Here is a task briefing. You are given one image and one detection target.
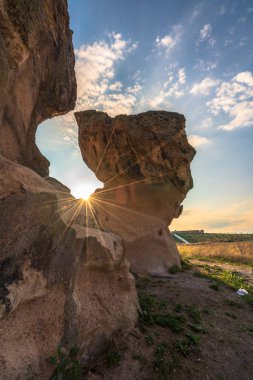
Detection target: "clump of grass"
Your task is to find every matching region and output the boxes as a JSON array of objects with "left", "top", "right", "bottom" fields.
[
  {"left": 145, "top": 334, "right": 154, "bottom": 345},
  {"left": 180, "top": 259, "right": 192, "bottom": 270},
  {"left": 174, "top": 304, "right": 183, "bottom": 313},
  {"left": 50, "top": 346, "right": 82, "bottom": 380},
  {"left": 209, "top": 282, "right": 220, "bottom": 291},
  {"left": 168, "top": 264, "right": 181, "bottom": 274},
  {"left": 153, "top": 342, "right": 180, "bottom": 378},
  {"left": 153, "top": 314, "right": 185, "bottom": 332},
  {"left": 241, "top": 325, "right": 253, "bottom": 334},
  {"left": 106, "top": 351, "right": 122, "bottom": 367},
  {"left": 186, "top": 332, "right": 201, "bottom": 345},
  {"left": 225, "top": 312, "right": 237, "bottom": 319},
  {"left": 186, "top": 305, "right": 202, "bottom": 323},
  {"left": 225, "top": 298, "right": 242, "bottom": 308},
  {"left": 139, "top": 294, "right": 156, "bottom": 324},
  {"left": 188, "top": 323, "right": 207, "bottom": 334},
  {"left": 176, "top": 332, "right": 201, "bottom": 357},
  {"left": 245, "top": 294, "right": 253, "bottom": 307},
  {"left": 133, "top": 353, "right": 146, "bottom": 363}
]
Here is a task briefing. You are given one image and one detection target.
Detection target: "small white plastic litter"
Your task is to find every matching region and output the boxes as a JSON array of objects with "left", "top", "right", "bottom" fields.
[{"left": 236, "top": 288, "right": 249, "bottom": 296}]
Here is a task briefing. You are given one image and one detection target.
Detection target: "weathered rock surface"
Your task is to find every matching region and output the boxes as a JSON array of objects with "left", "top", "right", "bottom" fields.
[
  {"left": 0, "top": 2, "right": 137, "bottom": 379},
  {"left": 0, "top": 0, "right": 76, "bottom": 176},
  {"left": 75, "top": 110, "right": 195, "bottom": 275}
]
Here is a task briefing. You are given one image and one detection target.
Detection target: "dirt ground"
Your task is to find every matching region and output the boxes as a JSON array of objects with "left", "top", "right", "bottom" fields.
[{"left": 84, "top": 260, "right": 253, "bottom": 380}]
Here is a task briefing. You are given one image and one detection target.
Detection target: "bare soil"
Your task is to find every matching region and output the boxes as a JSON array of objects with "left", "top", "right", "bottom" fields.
[{"left": 85, "top": 260, "right": 253, "bottom": 380}]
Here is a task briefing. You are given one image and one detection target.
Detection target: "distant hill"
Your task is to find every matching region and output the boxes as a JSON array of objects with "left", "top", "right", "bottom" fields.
[{"left": 172, "top": 231, "right": 253, "bottom": 243}]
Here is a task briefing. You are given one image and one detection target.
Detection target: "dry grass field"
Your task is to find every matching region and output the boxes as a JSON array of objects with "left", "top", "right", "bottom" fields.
[{"left": 178, "top": 242, "right": 253, "bottom": 266}]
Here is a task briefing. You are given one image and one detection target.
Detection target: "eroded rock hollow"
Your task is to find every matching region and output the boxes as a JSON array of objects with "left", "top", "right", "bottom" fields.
[
  {"left": 0, "top": 2, "right": 137, "bottom": 378},
  {"left": 75, "top": 110, "right": 195, "bottom": 275}
]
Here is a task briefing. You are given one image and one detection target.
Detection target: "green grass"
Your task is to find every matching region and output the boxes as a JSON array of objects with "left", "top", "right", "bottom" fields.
[
  {"left": 153, "top": 314, "right": 185, "bottom": 332},
  {"left": 153, "top": 343, "right": 180, "bottom": 379},
  {"left": 133, "top": 353, "right": 146, "bottom": 363},
  {"left": 188, "top": 323, "right": 207, "bottom": 334},
  {"left": 168, "top": 264, "right": 182, "bottom": 274},
  {"left": 225, "top": 298, "right": 243, "bottom": 308},
  {"left": 145, "top": 334, "right": 155, "bottom": 345},
  {"left": 50, "top": 346, "right": 82, "bottom": 380},
  {"left": 192, "top": 265, "right": 253, "bottom": 305},
  {"left": 186, "top": 305, "right": 202, "bottom": 323},
  {"left": 209, "top": 282, "right": 220, "bottom": 291},
  {"left": 106, "top": 351, "right": 122, "bottom": 367}
]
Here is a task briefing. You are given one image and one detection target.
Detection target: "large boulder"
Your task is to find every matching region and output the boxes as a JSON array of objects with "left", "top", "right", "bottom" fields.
[
  {"left": 75, "top": 110, "right": 195, "bottom": 275},
  {"left": 0, "top": 2, "right": 137, "bottom": 378}
]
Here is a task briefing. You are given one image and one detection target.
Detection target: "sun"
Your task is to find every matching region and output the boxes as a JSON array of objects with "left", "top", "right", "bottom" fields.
[{"left": 71, "top": 184, "right": 95, "bottom": 201}]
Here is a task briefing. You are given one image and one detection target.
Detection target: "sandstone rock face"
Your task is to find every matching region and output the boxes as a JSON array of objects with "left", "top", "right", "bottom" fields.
[
  {"left": 75, "top": 110, "right": 195, "bottom": 275},
  {"left": 0, "top": 2, "right": 137, "bottom": 379},
  {"left": 0, "top": 159, "right": 137, "bottom": 378},
  {"left": 0, "top": 0, "right": 76, "bottom": 176}
]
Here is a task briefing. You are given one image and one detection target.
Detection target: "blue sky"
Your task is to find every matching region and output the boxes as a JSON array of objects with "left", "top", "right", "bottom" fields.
[{"left": 37, "top": 0, "right": 253, "bottom": 232}]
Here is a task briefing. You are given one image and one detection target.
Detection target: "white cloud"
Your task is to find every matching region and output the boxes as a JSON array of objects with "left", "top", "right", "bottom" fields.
[
  {"left": 194, "top": 59, "right": 217, "bottom": 72},
  {"left": 126, "top": 84, "right": 143, "bottom": 94},
  {"left": 58, "top": 33, "right": 140, "bottom": 146},
  {"left": 219, "top": 5, "right": 225, "bottom": 15},
  {"left": 62, "top": 33, "right": 139, "bottom": 125},
  {"left": 178, "top": 68, "right": 186, "bottom": 84},
  {"left": 164, "top": 74, "right": 174, "bottom": 89},
  {"left": 237, "top": 36, "right": 247, "bottom": 48},
  {"left": 235, "top": 71, "right": 253, "bottom": 86},
  {"left": 190, "top": 77, "right": 220, "bottom": 96},
  {"left": 188, "top": 135, "right": 212, "bottom": 148},
  {"left": 198, "top": 117, "right": 213, "bottom": 129},
  {"left": 196, "top": 24, "right": 216, "bottom": 47},
  {"left": 147, "top": 67, "right": 187, "bottom": 108},
  {"left": 148, "top": 92, "right": 170, "bottom": 109},
  {"left": 109, "top": 81, "right": 123, "bottom": 91},
  {"left": 207, "top": 71, "right": 253, "bottom": 131},
  {"left": 155, "top": 25, "right": 183, "bottom": 54},
  {"left": 200, "top": 24, "right": 212, "bottom": 40}
]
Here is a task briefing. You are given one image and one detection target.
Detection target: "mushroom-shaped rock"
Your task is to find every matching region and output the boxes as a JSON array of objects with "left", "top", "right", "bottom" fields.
[{"left": 75, "top": 110, "right": 196, "bottom": 275}]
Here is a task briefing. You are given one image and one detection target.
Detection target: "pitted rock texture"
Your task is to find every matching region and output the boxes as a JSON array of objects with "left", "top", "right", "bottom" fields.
[
  {"left": 75, "top": 110, "right": 195, "bottom": 275},
  {"left": 0, "top": 0, "right": 76, "bottom": 176},
  {"left": 0, "top": 2, "right": 137, "bottom": 379},
  {"left": 75, "top": 110, "right": 195, "bottom": 192}
]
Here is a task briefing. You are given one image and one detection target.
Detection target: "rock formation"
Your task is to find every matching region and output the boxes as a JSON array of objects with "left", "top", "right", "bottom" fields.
[
  {"left": 0, "top": 2, "right": 137, "bottom": 379},
  {"left": 75, "top": 110, "right": 195, "bottom": 275},
  {"left": 0, "top": 0, "right": 76, "bottom": 176}
]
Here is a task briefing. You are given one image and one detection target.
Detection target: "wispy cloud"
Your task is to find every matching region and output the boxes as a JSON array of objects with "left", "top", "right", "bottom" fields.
[
  {"left": 198, "top": 117, "right": 213, "bottom": 130},
  {"left": 155, "top": 25, "right": 183, "bottom": 54},
  {"left": 219, "top": 5, "right": 225, "bottom": 15},
  {"left": 188, "top": 135, "right": 212, "bottom": 148},
  {"left": 60, "top": 33, "right": 140, "bottom": 145},
  {"left": 190, "top": 77, "right": 220, "bottom": 96},
  {"left": 207, "top": 71, "right": 253, "bottom": 130},
  {"left": 146, "top": 67, "right": 187, "bottom": 109},
  {"left": 196, "top": 24, "right": 216, "bottom": 47},
  {"left": 194, "top": 59, "right": 218, "bottom": 72}
]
